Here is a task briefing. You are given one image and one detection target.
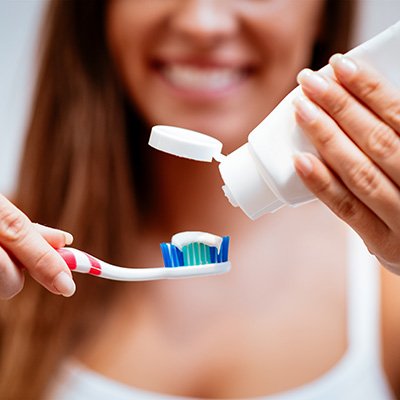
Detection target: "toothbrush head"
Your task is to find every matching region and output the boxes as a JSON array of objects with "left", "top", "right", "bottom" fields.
[{"left": 160, "top": 236, "right": 230, "bottom": 267}]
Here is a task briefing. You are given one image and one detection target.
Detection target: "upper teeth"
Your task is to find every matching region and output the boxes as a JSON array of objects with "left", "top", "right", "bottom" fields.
[{"left": 162, "top": 64, "right": 242, "bottom": 91}]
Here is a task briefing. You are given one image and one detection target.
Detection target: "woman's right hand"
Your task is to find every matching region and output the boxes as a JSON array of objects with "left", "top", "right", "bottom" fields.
[{"left": 0, "top": 194, "right": 76, "bottom": 299}]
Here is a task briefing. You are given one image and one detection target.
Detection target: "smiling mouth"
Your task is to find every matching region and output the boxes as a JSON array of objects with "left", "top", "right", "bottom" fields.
[{"left": 153, "top": 61, "right": 253, "bottom": 93}]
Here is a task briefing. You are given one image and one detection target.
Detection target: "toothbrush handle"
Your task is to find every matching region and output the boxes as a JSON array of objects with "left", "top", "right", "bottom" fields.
[
  {"left": 57, "top": 248, "right": 102, "bottom": 276},
  {"left": 57, "top": 247, "right": 231, "bottom": 281}
]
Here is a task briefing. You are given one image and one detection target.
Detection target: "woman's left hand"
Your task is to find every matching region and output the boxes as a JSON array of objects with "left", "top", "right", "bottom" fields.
[{"left": 293, "top": 54, "right": 400, "bottom": 274}]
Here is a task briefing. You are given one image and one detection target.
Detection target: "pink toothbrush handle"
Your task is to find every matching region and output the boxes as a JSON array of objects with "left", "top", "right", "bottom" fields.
[
  {"left": 57, "top": 247, "right": 231, "bottom": 281},
  {"left": 57, "top": 247, "right": 102, "bottom": 276}
]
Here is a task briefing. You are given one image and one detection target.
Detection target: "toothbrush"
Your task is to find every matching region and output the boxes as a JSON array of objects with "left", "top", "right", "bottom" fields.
[{"left": 57, "top": 234, "right": 230, "bottom": 281}]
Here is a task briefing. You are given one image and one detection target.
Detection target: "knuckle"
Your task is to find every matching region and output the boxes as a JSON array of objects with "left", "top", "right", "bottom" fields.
[
  {"left": 332, "top": 194, "right": 358, "bottom": 221},
  {"left": 328, "top": 94, "right": 351, "bottom": 119},
  {"left": 0, "top": 208, "right": 29, "bottom": 243},
  {"left": 31, "top": 247, "right": 59, "bottom": 280},
  {"left": 31, "top": 247, "right": 53, "bottom": 275},
  {"left": 312, "top": 126, "right": 336, "bottom": 149},
  {"left": 366, "top": 124, "right": 398, "bottom": 160},
  {"left": 346, "top": 161, "right": 380, "bottom": 197},
  {"left": 358, "top": 78, "right": 381, "bottom": 101},
  {"left": 311, "top": 174, "right": 332, "bottom": 197},
  {"left": 29, "top": 247, "right": 62, "bottom": 286},
  {"left": 385, "top": 100, "right": 400, "bottom": 129}
]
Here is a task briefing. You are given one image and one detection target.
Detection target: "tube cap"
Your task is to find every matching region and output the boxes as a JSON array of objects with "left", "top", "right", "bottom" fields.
[
  {"left": 219, "top": 144, "right": 284, "bottom": 219},
  {"left": 149, "top": 125, "right": 223, "bottom": 162}
]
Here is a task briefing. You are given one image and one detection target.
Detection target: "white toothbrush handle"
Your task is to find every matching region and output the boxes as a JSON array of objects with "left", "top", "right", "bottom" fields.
[{"left": 57, "top": 247, "right": 231, "bottom": 281}]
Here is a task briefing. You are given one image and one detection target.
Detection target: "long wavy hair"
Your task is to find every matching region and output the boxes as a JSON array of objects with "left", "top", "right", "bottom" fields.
[{"left": 0, "top": 1, "right": 355, "bottom": 398}]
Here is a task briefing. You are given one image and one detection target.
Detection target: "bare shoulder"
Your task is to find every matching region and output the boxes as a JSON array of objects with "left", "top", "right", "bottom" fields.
[{"left": 381, "top": 266, "right": 400, "bottom": 397}]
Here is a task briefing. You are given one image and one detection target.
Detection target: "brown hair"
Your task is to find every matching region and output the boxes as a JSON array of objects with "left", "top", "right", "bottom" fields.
[{"left": 0, "top": 0, "right": 356, "bottom": 398}]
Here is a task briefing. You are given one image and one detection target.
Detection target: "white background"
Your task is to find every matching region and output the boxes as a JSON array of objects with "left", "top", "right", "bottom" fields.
[{"left": 0, "top": 0, "right": 400, "bottom": 195}]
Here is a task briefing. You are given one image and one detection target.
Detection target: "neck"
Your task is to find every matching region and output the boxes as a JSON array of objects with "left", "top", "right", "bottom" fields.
[{"left": 151, "top": 154, "right": 249, "bottom": 236}]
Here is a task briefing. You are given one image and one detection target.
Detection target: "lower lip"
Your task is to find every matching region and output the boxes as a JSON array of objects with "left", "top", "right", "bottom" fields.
[{"left": 152, "top": 65, "right": 251, "bottom": 101}]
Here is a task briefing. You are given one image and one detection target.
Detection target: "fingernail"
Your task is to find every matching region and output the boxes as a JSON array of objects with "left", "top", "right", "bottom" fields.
[
  {"left": 53, "top": 271, "right": 76, "bottom": 297},
  {"left": 330, "top": 54, "right": 358, "bottom": 76},
  {"left": 293, "top": 153, "right": 313, "bottom": 177},
  {"left": 297, "top": 69, "right": 329, "bottom": 94},
  {"left": 64, "top": 232, "right": 74, "bottom": 246},
  {"left": 293, "top": 95, "right": 320, "bottom": 122}
]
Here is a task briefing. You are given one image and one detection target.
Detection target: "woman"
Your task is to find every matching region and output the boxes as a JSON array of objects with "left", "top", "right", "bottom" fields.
[{"left": 1, "top": 0, "right": 400, "bottom": 399}]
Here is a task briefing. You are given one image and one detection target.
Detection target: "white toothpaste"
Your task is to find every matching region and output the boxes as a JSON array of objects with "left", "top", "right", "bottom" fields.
[{"left": 171, "top": 231, "right": 223, "bottom": 252}]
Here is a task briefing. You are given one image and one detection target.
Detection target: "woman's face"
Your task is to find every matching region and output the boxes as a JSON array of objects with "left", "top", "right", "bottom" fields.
[{"left": 107, "top": 0, "right": 323, "bottom": 150}]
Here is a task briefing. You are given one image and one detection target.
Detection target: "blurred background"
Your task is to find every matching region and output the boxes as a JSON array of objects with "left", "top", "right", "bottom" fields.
[{"left": 1, "top": 0, "right": 400, "bottom": 196}]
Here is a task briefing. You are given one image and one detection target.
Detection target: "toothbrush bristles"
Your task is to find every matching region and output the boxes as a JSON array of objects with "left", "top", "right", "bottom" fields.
[{"left": 160, "top": 236, "right": 229, "bottom": 268}]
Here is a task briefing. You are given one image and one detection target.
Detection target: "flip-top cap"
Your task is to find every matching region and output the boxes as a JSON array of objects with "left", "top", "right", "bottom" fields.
[{"left": 149, "top": 125, "right": 223, "bottom": 162}]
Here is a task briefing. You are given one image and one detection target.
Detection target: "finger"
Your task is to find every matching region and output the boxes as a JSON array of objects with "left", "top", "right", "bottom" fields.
[
  {"left": 329, "top": 54, "right": 400, "bottom": 133},
  {"left": 33, "top": 223, "right": 74, "bottom": 249},
  {"left": 0, "top": 194, "right": 76, "bottom": 297},
  {"left": 292, "top": 95, "right": 400, "bottom": 233},
  {"left": 0, "top": 247, "right": 25, "bottom": 300},
  {"left": 298, "top": 68, "right": 400, "bottom": 187},
  {"left": 293, "top": 152, "right": 390, "bottom": 250}
]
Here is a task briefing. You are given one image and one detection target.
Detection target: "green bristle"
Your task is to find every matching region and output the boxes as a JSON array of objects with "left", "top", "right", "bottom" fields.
[
  {"left": 192, "top": 243, "right": 199, "bottom": 264},
  {"left": 182, "top": 244, "right": 190, "bottom": 265},
  {"left": 183, "top": 245, "right": 188, "bottom": 265},
  {"left": 182, "top": 243, "right": 211, "bottom": 265},
  {"left": 200, "top": 243, "right": 211, "bottom": 264}
]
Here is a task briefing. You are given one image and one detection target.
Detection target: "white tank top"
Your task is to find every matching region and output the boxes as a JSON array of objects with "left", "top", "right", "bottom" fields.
[{"left": 46, "top": 230, "right": 395, "bottom": 399}]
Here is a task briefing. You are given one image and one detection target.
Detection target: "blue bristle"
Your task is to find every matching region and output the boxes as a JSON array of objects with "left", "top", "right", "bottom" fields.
[
  {"left": 221, "top": 236, "right": 229, "bottom": 262},
  {"left": 160, "top": 243, "right": 172, "bottom": 267},
  {"left": 169, "top": 245, "right": 174, "bottom": 267},
  {"left": 169, "top": 245, "right": 176, "bottom": 267},
  {"left": 209, "top": 246, "right": 217, "bottom": 263},
  {"left": 216, "top": 236, "right": 230, "bottom": 262},
  {"left": 176, "top": 247, "right": 184, "bottom": 266},
  {"left": 217, "top": 243, "right": 223, "bottom": 262},
  {"left": 173, "top": 245, "right": 184, "bottom": 267}
]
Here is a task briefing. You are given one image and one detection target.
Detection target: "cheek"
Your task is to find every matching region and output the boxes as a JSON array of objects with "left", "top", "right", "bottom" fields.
[
  {"left": 106, "top": 3, "right": 157, "bottom": 98},
  {"left": 276, "top": 21, "right": 320, "bottom": 72},
  {"left": 247, "top": 1, "right": 323, "bottom": 71}
]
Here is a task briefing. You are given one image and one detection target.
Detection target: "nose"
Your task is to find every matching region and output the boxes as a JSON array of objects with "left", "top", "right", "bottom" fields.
[{"left": 169, "top": 0, "right": 238, "bottom": 47}]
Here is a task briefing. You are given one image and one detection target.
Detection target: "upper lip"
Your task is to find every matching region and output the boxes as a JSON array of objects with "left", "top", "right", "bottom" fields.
[{"left": 151, "top": 53, "right": 258, "bottom": 70}]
